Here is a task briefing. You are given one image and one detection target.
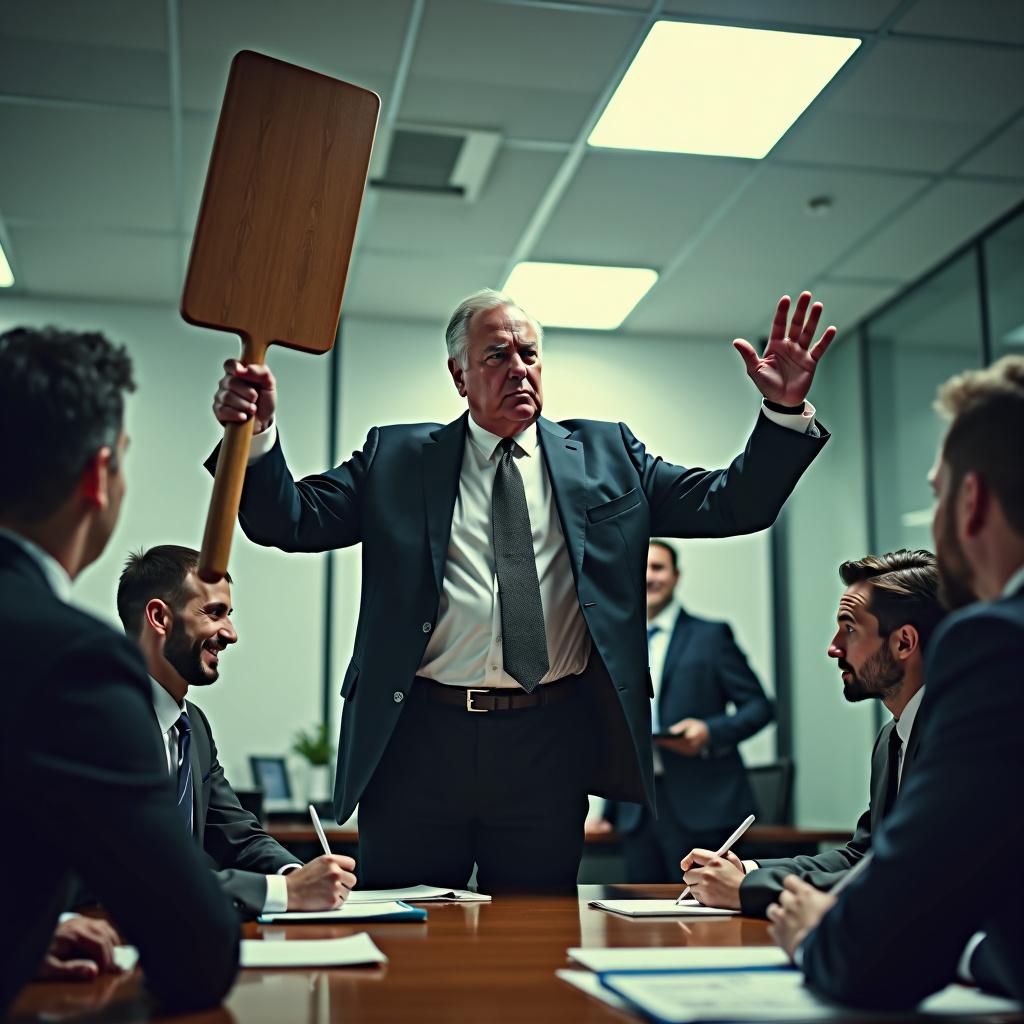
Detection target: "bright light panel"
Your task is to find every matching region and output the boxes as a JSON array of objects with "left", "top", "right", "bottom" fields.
[
  {"left": 504, "top": 262, "right": 658, "bottom": 330},
  {"left": 589, "top": 21, "right": 860, "bottom": 159},
  {"left": 0, "top": 241, "right": 13, "bottom": 288}
]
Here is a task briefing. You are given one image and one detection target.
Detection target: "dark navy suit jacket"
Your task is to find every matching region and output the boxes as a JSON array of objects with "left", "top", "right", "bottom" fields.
[
  {"left": 802, "top": 584, "right": 1024, "bottom": 1006},
  {"left": 222, "top": 410, "right": 826, "bottom": 823},
  {"left": 607, "top": 607, "right": 773, "bottom": 834}
]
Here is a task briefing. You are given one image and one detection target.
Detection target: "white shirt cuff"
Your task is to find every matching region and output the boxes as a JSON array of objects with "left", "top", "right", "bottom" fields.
[
  {"left": 58, "top": 912, "right": 80, "bottom": 924},
  {"left": 761, "top": 400, "right": 818, "bottom": 435},
  {"left": 957, "top": 932, "right": 987, "bottom": 983},
  {"left": 247, "top": 421, "right": 278, "bottom": 463},
  {"left": 742, "top": 860, "right": 759, "bottom": 874},
  {"left": 263, "top": 871, "right": 291, "bottom": 914}
]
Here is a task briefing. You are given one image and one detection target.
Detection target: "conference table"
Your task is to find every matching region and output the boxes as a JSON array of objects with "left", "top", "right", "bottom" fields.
[{"left": 9, "top": 885, "right": 1020, "bottom": 1024}]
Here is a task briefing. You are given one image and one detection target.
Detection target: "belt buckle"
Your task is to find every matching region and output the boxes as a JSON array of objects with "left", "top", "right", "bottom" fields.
[{"left": 466, "top": 688, "right": 489, "bottom": 713}]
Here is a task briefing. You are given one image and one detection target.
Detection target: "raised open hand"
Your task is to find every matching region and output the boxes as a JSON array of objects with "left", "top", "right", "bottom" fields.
[{"left": 733, "top": 292, "right": 836, "bottom": 407}]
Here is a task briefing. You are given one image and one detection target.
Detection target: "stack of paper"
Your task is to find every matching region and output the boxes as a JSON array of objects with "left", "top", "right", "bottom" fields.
[
  {"left": 258, "top": 900, "right": 426, "bottom": 924},
  {"left": 346, "top": 885, "right": 490, "bottom": 904},
  {"left": 567, "top": 947, "right": 791, "bottom": 972},
  {"left": 587, "top": 899, "right": 739, "bottom": 918},
  {"left": 241, "top": 933, "right": 386, "bottom": 969}
]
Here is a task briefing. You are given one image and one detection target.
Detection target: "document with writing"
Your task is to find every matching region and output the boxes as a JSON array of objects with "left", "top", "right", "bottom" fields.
[
  {"left": 588, "top": 899, "right": 739, "bottom": 918},
  {"left": 347, "top": 885, "right": 491, "bottom": 904},
  {"left": 240, "top": 933, "right": 387, "bottom": 969},
  {"left": 259, "top": 900, "right": 426, "bottom": 924},
  {"left": 568, "top": 947, "right": 791, "bottom": 972}
]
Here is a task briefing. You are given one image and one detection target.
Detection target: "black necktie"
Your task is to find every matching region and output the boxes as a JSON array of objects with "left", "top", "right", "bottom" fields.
[
  {"left": 175, "top": 711, "right": 194, "bottom": 835},
  {"left": 492, "top": 437, "right": 549, "bottom": 693},
  {"left": 882, "top": 726, "right": 903, "bottom": 818}
]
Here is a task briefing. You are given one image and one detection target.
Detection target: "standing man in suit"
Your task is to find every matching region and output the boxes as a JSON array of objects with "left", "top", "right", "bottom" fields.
[
  {"left": 769, "top": 357, "right": 1024, "bottom": 1005},
  {"left": 116, "top": 545, "right": 357, "bottom": 917},
  {"left": 210, "top": 288, "right": 836, "bottom": 890},
  {"left": 593, "top": 540, "right": 773, "bottom": 881},
  {"left": 680, "top": 549, "right": 944, "bottom": 913},
  {"left": 0, "top": 327, "right": 238, "bottom": 1017}
]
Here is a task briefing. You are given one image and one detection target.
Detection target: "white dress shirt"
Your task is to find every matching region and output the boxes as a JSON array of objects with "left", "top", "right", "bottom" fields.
[{"left": 149, "top": 678, "right": 292, "bottom": 913}]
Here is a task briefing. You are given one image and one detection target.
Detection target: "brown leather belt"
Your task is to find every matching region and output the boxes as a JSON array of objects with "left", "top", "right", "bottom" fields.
[{"left": 412, "top": 675, "right": 579, "bottom": 713}]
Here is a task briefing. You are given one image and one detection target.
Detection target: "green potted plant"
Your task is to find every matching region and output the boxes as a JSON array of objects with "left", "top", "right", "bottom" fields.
[{"left": 292, "top": 723, "right": 333, "bottom": 804}]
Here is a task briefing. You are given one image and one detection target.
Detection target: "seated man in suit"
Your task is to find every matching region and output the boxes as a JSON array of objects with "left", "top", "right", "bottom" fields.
[
  {"left": 593, "top": 540, "right": 774, "bottom": 881},
  {"left": 0, "top": 327, "right": 238, "bottom": 1016},
  {"left": 769, "top": 357, "right": 1024, "bottom": 1005},
  {"left": 679, "top": 548, "right": 944, "bottom": 913},
  {"left": 115, "top": 544, "right": 357, "bottom": 917}
]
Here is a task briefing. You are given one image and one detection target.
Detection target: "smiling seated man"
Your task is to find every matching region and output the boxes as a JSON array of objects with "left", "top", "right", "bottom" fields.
[
  {"left": 679, "top": 549, "right": 944, "bottom": 915},
  {"left": 115, "top": 545, "right": 356, "bottom": 917}
]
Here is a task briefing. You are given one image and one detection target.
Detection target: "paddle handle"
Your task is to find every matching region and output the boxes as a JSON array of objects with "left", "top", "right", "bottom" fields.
[{"left": 198, "top": 336, "right": 271, "bottom": 583}]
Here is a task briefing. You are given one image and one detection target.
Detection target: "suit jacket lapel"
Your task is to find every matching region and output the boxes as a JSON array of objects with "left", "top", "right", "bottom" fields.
[
  {"left": 870, "top": 720, "right": 896, "bottom": 830},
  {"left": 537, "top": 417, "right": 586, "bottom": 584},
  {"left": 422, "top": 414, "right": 469, "bottom": 596},
  {"left": 661, "top": 608, "right": 695, "bottom": 689}
]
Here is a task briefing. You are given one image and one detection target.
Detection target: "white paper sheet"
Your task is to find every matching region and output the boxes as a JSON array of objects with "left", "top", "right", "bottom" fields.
[
  {"left": 556, "top": 969, "right": 630, "bottom": 1011},
  {"left": 567, "top": 946, "right": 791, "bottom": 972},
  {"left": 240, "top": 933, "right": 387, "bottom": 969},
  {"left": 346, "top": 885, "right": 491, "bottom": 903},
  {"left": 259, "top": 901, "right": 422, "bottom": 923},
  {"left": 588, "top": 899, "right": 740, "bottom": 918}
]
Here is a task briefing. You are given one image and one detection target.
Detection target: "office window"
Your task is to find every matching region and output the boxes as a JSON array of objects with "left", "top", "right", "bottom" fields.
[
  {"left": 984, "top": 207, "right": 1024, "bottom": 363},
  {"left": 864, "top": 253, "right": 984, "bottom": 554}
]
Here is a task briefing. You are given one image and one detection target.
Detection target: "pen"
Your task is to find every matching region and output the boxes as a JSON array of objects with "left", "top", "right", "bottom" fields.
[
  {"left": 677, "top": 813, "right": 756, "bottom": 905},
  {"left": 308, "top": 803, "right": 332, "bottom": 857}
]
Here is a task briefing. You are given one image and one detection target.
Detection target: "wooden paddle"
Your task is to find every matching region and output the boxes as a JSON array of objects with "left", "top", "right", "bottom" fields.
[{"left": 182, "top": 50, "right": 378, "bottom": 582}]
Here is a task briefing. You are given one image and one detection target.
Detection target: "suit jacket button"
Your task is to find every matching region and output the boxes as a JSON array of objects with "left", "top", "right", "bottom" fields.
[
  {"left": 422, "top": 622, "right": 432, "bottom": 633},
  {"left": 393, "top": 691, "right": 404, "bottom": 703}
]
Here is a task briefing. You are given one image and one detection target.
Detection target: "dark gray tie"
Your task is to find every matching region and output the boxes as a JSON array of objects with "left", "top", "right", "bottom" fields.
[{"left": 492, "top": 437, "right": 549, "bottom": 693}]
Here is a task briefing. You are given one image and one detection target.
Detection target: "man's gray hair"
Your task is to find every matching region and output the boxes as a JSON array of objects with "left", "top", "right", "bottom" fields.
[{"left": 444, "top": 288, "right": 544, "bottom": 369}]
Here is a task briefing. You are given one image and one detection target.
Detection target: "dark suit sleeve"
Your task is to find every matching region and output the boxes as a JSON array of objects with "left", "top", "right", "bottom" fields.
[
  {"left": 194, "top": 707, "right": 301, "bottom": 917},
  {"left": 624, "top": 414, "right": 827, "bottom": 539},
  {"left": 22, "top": 635, "right": 238, "bottom": 1012},
  {"left": 204, "top": 428, "right": 378, "bottom": 553},
  {"left": 702, "top": 624, "right": 773, "bottom": 751},
  {"left": 801, "top": 611, "right": 1024, "bottom": 1007}
]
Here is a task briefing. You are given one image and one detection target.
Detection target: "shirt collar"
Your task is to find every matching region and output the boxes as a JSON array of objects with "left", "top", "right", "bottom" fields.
[
  {"left": 150, "top": 675, "right": 185, "bottom": 735},
  {"left": 1001, "top": 564, "right": 1024, "bottom": 599},
  {"left": 0, "top": 528, "right": 72, "bottom": 603},
  {"left": 465, "top": 415, "right": 539, "bottom": 461},
  {"left": 649, "top": 599, "right": 680, "bottom": 634},
  {"left": 895, "top": 685, "right": 925, "bottom": 747}
]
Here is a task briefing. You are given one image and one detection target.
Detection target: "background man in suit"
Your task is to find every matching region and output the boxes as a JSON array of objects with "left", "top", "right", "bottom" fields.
[
  {"left": 769, "top": 357, "right": 1024, "bottom": 1006},
  {"left": 680, "top": 549, "right": 944, "bottom": 913},
  {"left": 116, "top": 544, "right": 357, "bottom": 917},
  {"left": 0, "top": 328, "right": 238, "bottom": 1016},
  {"left": 211, "top": 288, "right": 835, "bottom": 890},
  {"left": 591, "top": 540, "right": 773, "bottom": 881}
]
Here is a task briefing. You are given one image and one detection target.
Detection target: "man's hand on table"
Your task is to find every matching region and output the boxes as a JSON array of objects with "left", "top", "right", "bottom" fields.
[
  {"left": 285, "top": 854, "right": 358, "bottom": 910},
  {"left": 679, "top": 848, "right": 745, "bottom": 910},
  {"left": 767, "top": 874, "right": 837, "bottom": 961},
  {"left": 214, "top": 358, "right": 278, "bottom": 434},
  {"left": 38, "top": 917, "right": 122, "bottom": 981}
]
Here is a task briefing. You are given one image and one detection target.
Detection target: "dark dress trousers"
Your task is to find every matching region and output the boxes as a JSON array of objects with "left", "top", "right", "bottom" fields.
[
  {"left": 740, "top": 710, "right": 923, "bottom": 917},
  {"left": 187, "top": 701, "right": 300, "bottom": 916},
  {"left": 0, "top": 536, "right": 239, "bottom": 1016},
  {"left": 605, "top": 609, "right": 774, "bottom": 881},
  {"left": 216, "top": 411, "right": 826, "bottom": 884},
  {"left": 802, "top": 586, "right": 1024, "bottom": 1007}
]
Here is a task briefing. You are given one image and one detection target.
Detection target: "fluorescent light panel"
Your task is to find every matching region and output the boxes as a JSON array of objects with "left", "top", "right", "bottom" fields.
[
  {"left": 504, "top": 262, "right": 657, "bottom": 330},
  {"left": 0, "top": 240, "right": 12, "bottom": 288},
  {"left": 589, "top": 21, "right": 860, "bottom": 159}
]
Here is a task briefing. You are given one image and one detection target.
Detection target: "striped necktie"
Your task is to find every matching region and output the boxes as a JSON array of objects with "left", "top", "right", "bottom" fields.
[{"left": 175, "top": 710, "right": 194, "bottom": 835}]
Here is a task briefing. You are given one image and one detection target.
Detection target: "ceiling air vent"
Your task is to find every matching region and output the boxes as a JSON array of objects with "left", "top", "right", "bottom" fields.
[{"left": 370, "top": 126, "right": 501, "bottom": 202}]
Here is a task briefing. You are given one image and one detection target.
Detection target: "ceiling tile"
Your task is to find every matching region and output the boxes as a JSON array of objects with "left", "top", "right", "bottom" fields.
[
  {"left": 893, "top": 0, "right": 1024, "bottom": 46},
  {"left": 958, "top": 118, "right": 1024, "bottom": 180},
  {"left": 835, "top": 178, "right": 1024, "bottom": 280},
  {"left": 809, "top": 278, "right": 901, "bottom": 331},
  {"left": 401, "top": 0, "right": 643, "bottom": 142},
  {"left": 0, "top": 106, "right": 174, "bottom": 230},
  {"left": 661, "top": 0, "right": 901, "bottom": 31},
  {"left": 7, "top": 227, "right": 179, "bottom": 304},
  {"left": 776, "top": 38, "right": 1024, "bottom": 172},
  {"left": 364, "top": 147, "right": 563, "bottom": 258},
  {"left": 535, "top": 151, "right": 753, "bottom": 267},
  {"left": 344, "top": 249, "right": 506, "bottom": 323}
]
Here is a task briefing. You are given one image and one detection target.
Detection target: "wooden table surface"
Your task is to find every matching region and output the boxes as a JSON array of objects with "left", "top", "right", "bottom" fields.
[{"left": 8, "top": 884, "right": 1016, "bottom": 1024}]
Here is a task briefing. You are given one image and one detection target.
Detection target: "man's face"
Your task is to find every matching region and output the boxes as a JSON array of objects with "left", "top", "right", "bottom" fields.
[
  {"left": 930, "top": 456, "right": 977, "bottom": 610},
  {"left": 449, "top": 304, "right": 543, "bottom": 437},
  {"left": 646, "top": 544, "right": 679, "bottom": 614},
  {"left": 827, "top": 581, "right": 903, "bottom": 703},
  {"left": 163, "top": 573, "right": 237, "bottom": 688}
]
